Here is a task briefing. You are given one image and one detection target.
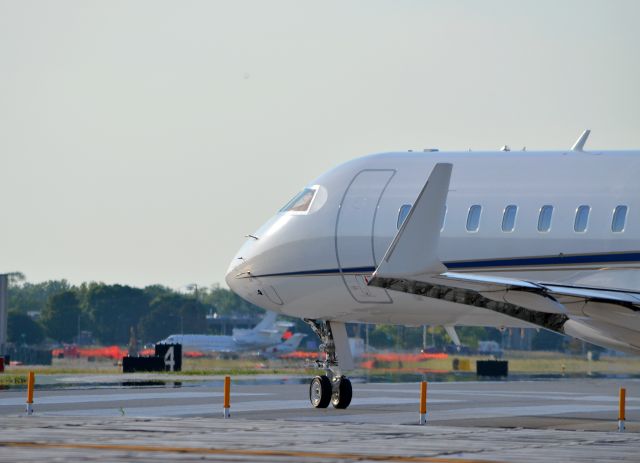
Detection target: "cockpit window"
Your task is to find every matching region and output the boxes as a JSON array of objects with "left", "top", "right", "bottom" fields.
[
  {"left": 397, "top": 204, "right": 412, "bottom": 229},
  {"left": 280, "top": 187, "right": 317, "bottom": 213}
]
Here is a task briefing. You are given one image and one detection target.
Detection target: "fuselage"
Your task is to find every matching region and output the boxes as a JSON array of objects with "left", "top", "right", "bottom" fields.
[
  {"left": 161, "top": 334, "right": 237, "bottom": 352},
  {"left": 226, "top": 149, "right": 640, "bottom": 332},
  {"left": 160, "top": 331, "right": 283, "bottom": 352}
]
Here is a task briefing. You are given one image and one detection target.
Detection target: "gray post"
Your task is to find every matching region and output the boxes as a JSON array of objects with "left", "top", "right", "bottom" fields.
[
  {"left": 422, "top": 325, "right": 427, "bottom": 351},
  {"left": 0, "top": 274, "right": 8, "bottom": 355},
  {"left": 365, "top": 323, "right": 369, "bottom": 353}
]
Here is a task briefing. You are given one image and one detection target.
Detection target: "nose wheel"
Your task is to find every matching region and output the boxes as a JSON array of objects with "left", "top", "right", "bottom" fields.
[
  {"left": 331, "top": 376, "right": 352, "bottom": 409},
  {"left": 309, "top": 375, "right": 331, "bottom": 408},
  {"left": 305, "top": 319, "right": 354, "bottom": 410},
  {"left": 309, "top": 375, "right": 352, "bottom": 409}
]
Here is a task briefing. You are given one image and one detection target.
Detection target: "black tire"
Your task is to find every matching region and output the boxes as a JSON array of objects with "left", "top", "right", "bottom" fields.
[
  {"left": 331, "top": 377, "right": 352, "bottom": 409},
  {"left": 309, "top": 375, "right": 332, "bottom": 408}
]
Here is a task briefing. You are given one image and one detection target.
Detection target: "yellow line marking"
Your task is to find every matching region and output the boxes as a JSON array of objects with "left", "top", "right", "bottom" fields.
[{"left": 0, "top": 441, "right": 495, "bottom": 462}]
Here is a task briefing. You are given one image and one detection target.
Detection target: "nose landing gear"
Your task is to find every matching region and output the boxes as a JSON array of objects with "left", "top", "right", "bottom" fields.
[
  {"left": 305, "top": 319, "right": 353, "bottom": 409},
  {"left": 308, "top": 374, "right": 352, "bottom": 409}
]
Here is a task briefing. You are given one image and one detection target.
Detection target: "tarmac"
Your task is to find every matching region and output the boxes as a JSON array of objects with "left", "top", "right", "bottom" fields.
[{"left": 0, "top": 376, "right": 639, "bottom": 462}]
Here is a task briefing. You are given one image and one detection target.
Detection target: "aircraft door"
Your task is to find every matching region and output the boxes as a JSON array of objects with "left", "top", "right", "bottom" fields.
[{"left": 336, "top": 169, "right": 394, "bottom": 303}]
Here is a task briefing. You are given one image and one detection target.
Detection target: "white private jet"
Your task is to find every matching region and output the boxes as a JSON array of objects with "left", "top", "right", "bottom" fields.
[
  {"left": 158, "top": 311, "right": 292, "bottom": 353},
  {"left": 226, "top": 130, "right": 640, "bottom": 409},
  {"left": 259, "top": 333, "right": 307, "bottom": 358}
]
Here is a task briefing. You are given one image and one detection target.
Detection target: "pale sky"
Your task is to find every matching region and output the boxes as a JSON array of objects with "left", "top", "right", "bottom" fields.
[{"left": 1, "top": 0, "right": 639, "bottom": 289}]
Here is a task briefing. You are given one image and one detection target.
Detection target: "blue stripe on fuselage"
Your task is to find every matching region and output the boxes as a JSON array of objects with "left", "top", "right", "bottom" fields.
[
  {"left": 446, "top": 251, "right": 640, "bottom": 269},
  {"left": 249, "top": 252, "right": 640, "bottom": 278}
]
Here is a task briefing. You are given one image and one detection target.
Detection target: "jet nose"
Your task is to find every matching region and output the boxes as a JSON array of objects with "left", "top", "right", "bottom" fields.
[
  {"left": 226, "top": 237, "right": 259, "bottom": 297},
  {"left": 224, "top": 266, "right": 235, "bottom": 290},
  {"left": 225, "top": 256, "right": 246, "bottom": 293}
]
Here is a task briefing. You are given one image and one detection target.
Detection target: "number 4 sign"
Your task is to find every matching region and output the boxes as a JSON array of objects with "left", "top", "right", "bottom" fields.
[{"left": 164, "top": 346, "right": 175, "bottom": 372}]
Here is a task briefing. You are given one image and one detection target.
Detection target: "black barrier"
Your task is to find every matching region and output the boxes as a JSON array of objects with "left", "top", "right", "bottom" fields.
[
  {"left": 122, "top": 343, "right": 182, "bottom": 373},
  {"left": 476, "top": 360, "right": 509, "bottom": 377},
  {"left": 6, "top": 347, "right": 51, "bottom": 365},
  {"left": 155, "top": 343, "right": 182, "bottom": 372},
  {"left": 122, "top": 356, "right": 165, "bottom": 373}
]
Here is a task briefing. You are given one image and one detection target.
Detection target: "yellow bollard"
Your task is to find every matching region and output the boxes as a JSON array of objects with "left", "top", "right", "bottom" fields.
[
  {"left": 460, "top": 359, "right": 471, "bottom": 371},
  {"left": 26, "top": 371, "right": 35, "bottom": 415},
  {"left": 223, "top": 376, "right": 231, "bottom": 419},
  {"left": 419, "top": 381, "right": 427, "bottom": 424},
  {"left": 618, "top": 387, "right": 626, "bottom": 432}
]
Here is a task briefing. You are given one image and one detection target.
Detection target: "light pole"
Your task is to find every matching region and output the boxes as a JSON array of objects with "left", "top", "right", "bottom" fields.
[
  {"left": 422, "top": 325, "right": 427, "bottom": 351},
  {"left": 0, "top": 274, "right": 8, "bottom": 356},
  {"left": 183, "top": 284, "right": 201, "bottom": 335},
  {"left": 365, "top": 324, "right": 369, "bottom": 352}
]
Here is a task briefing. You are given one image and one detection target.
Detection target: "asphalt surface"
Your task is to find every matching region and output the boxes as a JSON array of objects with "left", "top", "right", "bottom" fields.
[{"left": 0, "top": 375, "right": 638, "bottom": 462}]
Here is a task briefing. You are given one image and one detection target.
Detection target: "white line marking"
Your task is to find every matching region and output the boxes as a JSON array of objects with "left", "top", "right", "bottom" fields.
[{"left": 0, "top": 391, "right": 270, "bottom": 407}]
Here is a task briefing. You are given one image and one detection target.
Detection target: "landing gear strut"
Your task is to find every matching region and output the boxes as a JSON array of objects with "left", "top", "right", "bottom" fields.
[{"left": 304, "top": 319, "right": 353, "bottom": 409}]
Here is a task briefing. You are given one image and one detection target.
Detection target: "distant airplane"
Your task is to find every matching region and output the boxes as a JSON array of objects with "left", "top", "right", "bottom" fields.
[
  {"left": 226, "top": 130, "right": 640, "bottom": 409},
  {"left": 158, "top": 311, "right": 292, "bottom": 353},
  {"left": 259, "top": 333, "right": 306, "bottom": 358}
]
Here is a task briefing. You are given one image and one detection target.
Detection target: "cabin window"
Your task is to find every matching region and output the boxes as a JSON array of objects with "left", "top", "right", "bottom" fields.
[
  {"left": 574, "top": 205, "right": 590, "bottom": 232},
  {"left": 612, "top": 205, "right": 628, "bottom": 232},
  {"left": 537, "top": 205, "right": 553, "bottom": 232},
  {"left": 501, "top": 205, "right": 517, "bottom": 232},
  {"left": 466, "top": 205, "right": 482, "bottom": 232},
  {"left": 397, "top": 204, "right": 412, "bottom": 229},
  {"left": 280, "top": 187, "right": 317, "bottom": 213}
]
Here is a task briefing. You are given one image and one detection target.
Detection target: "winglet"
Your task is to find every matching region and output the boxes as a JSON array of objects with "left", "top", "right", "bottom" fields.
[
  {"left": 373, "top": 163, "right": 451, "bottom": 279},
  {"left": 571, "top": 129, "right": 591, "bottom": 152},
  {"left": 445, "top": 325, "right": 461, "bottom": 346}
]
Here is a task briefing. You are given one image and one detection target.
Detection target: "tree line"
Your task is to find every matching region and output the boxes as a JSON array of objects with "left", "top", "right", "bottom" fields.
[
  {"left": 6, "top": 273, "right": 568, "bottom": 351},
  {"left": 7, "top": 274, "right": 263, "bottom": 346}
]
